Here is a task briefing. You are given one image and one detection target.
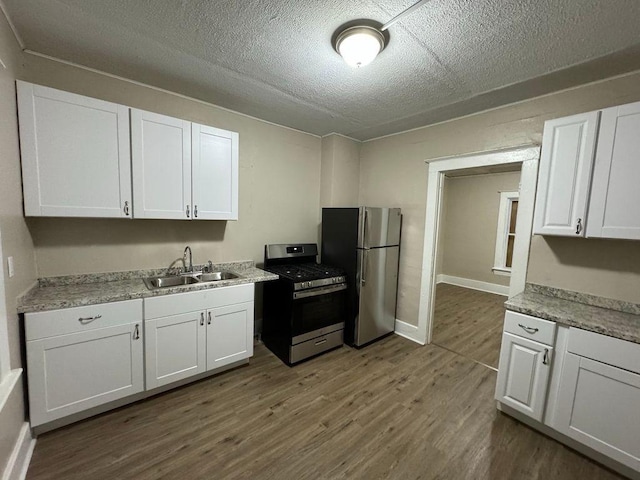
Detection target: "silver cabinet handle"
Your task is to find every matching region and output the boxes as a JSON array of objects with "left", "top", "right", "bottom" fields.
[
  {"left": 133, "top": 324, "right": 140, "bottom": 340},
  {"left": 315, "top": 338, "right": 327, "bottom": 346},
  {"left": 576, "top": 218, "right": 582, "bottom": 235},
  {"left": 194, "top": 205, "right": 198, "bottom": 218},
  {"left": 518, "top": 323, "right": 539, "bottom": 334},
  {"left": 200, "top": 312, "right": 204, "bottom": 326},
  {"left": 186, "top": 205, "right": 191, "bottom": 218},
  {"left": 543, "top": 348, "right": 549, "bottom": 365},
  {"left": 78, "top": 315, "right": 102, "bottom": 324},
  {"left": 207, "top": 312, "right": 212, "bottom": 325},
  {"left": 124, "top": 201, "right": 130, "bottom": 216}
]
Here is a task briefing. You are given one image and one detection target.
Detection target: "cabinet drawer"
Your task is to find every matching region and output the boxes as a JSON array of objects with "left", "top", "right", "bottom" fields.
[
  {"left": 26, "top": 299, "right": 142, "bottom": 341},
  {"left": 568, "top": 327, "right": 640, "bottom": 375},
  {"left": 504, "top": 311, "right": 556, "bottom": 346},
  {"left": 144, "top": 283, "right": 254, "bottom": 319}
]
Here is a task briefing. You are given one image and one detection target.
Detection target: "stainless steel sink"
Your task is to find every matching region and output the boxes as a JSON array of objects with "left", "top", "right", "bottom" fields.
[
  {"left": 199, "top": 271, "right": 239, "bottom": 282},
  {"left": 143, "top": 275, "right": 200, "bottom": 289},
  {"left": 143, "top": 271, "right": 239, "bottom": 290}
]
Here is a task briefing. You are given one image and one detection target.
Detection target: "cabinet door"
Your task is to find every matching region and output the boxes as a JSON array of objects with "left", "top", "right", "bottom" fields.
[
  {"left": 26, "top": 323, "right": 143, "bottom": 427},
  {"left": 191, "top": 124, "right": 239, "bottom": 220},
  {"left": 131, "top": 109, "right": 192, "bottom": 219},
  {"left": 17, "top": 81, "right": 132, "bottom": 218},
  {"left": 206, "top": 301, "right": 253, "bottom": 370},
  {"left": 495, "top": 332, "right": 552, "bottom": 421},
  {"left": 555, "top": 353, "right": 640, "bottom": 471},
  {"left": 145, "top": 311, "right": 206, "bottom": 389},
  {"left": 587, "top": 102, "right": 640, "bottom": 239},
  {"left": 533, "top": 112, "right": 599, "bottom": 236}
]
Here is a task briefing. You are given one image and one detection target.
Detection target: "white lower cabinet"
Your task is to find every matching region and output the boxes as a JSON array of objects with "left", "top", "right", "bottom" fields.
[
  {"left": 145, "top": 311, "right": 207, "bottom": 389},
  {"left": 554, "top": 329, "right": 640, "bottom": 471},
  {"left": 144, "top": 284, "right": 254, "bottom": 388},
  {"left": 25, "top": 284, "right": 255, "bottom": 430},
  {"left": 26, "top": 300, "right": 144, "bottom": 427},
  {"left": 207, "top": 302, "right": 254, "bottom": 369},
  {"left": 497, "top": 313, "right": 640, "bottom": 476},
  {"left": 495, "top": 332, "right": 552, "bottom": 421}
]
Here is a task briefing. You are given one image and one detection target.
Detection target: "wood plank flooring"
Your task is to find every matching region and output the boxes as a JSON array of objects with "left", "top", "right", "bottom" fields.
[
  {"left": 27, "top": 336, "right": 624, "bottom": 480},
  {"left": 432, "top": 283, "right": 506, "bottom": 368}
]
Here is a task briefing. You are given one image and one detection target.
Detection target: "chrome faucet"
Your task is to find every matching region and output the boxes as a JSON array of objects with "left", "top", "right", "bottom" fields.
[
  {"left": 183, "top": 246, "right": 193, "bottom": 273},
  {"left": 207, "top": 260, "right": 213, "bottom": 273}
]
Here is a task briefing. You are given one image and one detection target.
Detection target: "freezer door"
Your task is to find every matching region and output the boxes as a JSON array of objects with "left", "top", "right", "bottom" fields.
[
  {"left": 358, "top": 207, "right": 401, "bottom": 248},
  {"left": 355, "top": 246, "right": 399, "bottom": 346}
]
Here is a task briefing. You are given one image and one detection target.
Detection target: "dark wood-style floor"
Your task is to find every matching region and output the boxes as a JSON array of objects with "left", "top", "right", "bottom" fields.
[
  {"left": 432, "top": 283, "right": 506, "bottom": 369},
  {"left": 27, "top": 336, "right": 623, "bottom": 479}
]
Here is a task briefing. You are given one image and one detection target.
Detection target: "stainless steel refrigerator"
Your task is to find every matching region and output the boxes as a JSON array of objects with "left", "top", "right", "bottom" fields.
[{"left": 321, "top": 207, "right": 401, "bottom": 347}]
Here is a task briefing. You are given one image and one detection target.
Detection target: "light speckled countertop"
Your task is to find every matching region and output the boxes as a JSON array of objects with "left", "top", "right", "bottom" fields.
[
  {"left": 18, "top": 261, "right": 278, "bottom": 313},
  {"left": 505, "top": 284, "right": 640, "bottom": 344}
]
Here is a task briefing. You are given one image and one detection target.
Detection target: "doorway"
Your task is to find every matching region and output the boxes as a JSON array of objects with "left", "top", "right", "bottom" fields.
[
  {"left": 431, "top": 166, "right": 522, "bottom": 368},
  {"left": 414, "top": 146, "right": 540, "bottom": 347}
]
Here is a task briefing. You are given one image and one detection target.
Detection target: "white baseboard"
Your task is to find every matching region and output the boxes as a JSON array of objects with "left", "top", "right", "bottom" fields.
[
  {"left": 2, "top": 423, "right": 35, "bottom": 480},
  {"left": 437, "top": 274, "right": 509, "bottom": 296},
  {"left": 394, "top": 319, "right": 424, "bottom": 345}
]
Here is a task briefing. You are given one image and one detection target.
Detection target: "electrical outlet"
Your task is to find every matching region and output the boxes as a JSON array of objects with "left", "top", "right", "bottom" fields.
[{"left": 7, "top": 256, "right": 14, "bottom": 278}]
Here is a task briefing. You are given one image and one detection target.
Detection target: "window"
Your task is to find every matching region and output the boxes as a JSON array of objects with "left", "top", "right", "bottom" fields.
[{"left": 493, "top": 191, "right": 519, "bottom": 275}]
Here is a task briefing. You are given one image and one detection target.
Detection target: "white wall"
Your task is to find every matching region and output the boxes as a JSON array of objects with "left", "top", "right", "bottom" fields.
[
  {"left": 0, "top": 12, "right": 35, "bottom": 477},
  {"left": 360, "top": 70, "right": 640, "bottom": 326},
  {"left": 320, "top": 134, "right": 360, "bottom": 208},
  {"left": 440, "top": 171, "right": 521, "bottom": 287}
]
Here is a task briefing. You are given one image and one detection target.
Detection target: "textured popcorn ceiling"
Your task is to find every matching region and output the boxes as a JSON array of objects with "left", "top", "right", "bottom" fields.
[{"left": 4, "top": 0, "right": 640, "bottom": 140}]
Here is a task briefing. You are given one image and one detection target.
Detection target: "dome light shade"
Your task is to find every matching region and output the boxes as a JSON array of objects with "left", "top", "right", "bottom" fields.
[{"left": 334, "top": 26, "right": 386, "bottom": 68}]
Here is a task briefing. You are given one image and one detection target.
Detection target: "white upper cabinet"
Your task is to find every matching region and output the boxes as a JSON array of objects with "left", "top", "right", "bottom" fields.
[
  {"left": 17, "top": 81, "right": 132, "bottom": 218},
  {"left": 533, "top": 112, "right": 599, "bottom": 237},
  {"left": 192, "top": 124, "right": 239, "bottom": 220},
  {"left": 131, "top": 109, "right": 192, "bottom": 219},
  {"left": 17, "top": 82, "right": 240, "bottom": 221},
  {"left": 587, "top": 102, "right": 640, "bottom": 239},
  {"left": 131, "top": 110, "right": 239, "bottom": 221}
]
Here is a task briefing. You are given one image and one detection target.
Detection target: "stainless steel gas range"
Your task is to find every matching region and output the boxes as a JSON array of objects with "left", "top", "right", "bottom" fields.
[{"left": 262, "top": 243, "right": 347, "bottom": 365}]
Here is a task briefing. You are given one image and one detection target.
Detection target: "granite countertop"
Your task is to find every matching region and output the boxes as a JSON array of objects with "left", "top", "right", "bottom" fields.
[
  {"left": 18, "top": 261, "right": 278, "bottom": 313},
  {"left": 505, "top": 283, "right": 640, "bottom": 344}
]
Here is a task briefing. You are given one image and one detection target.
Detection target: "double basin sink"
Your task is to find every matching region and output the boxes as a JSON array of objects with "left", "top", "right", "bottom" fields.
[{"left": 143, "top": 271, "right": 239, "bottom": 290}]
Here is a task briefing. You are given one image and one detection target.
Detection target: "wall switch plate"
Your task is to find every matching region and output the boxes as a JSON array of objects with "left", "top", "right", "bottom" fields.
[{"left": 7, "top": 256, "right": 14, "bottom": 278}]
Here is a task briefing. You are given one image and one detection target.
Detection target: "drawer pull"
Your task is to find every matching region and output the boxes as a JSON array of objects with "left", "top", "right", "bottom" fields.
[
  {"left": 78, "top": 315, "right": 102, "bottom": 324},
  {"left": 207, "top": 312, "right": 212, "bottom": 325},
  {"left": 315, "top": 339, "right": 327, "bottom": 346},
  {"left": 200, "top": 312, "right": 205, "bottom": 326},
  {"left": 518, "top": 323, "right": 539, "bottom": 334},
  {"left": 543, "top": 348, "right": 549, "bottom": 365},
  {"left": 133, "top": 324, "right": 140, "bottom": 340}
]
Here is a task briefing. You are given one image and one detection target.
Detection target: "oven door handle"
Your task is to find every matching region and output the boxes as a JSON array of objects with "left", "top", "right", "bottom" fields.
[{"left": 293, "top": 283, "right": 347, "bottom": 299}]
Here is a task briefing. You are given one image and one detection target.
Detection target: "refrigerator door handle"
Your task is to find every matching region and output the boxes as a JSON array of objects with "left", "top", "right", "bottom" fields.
[{"left": 361, "top": 249, "right": 367, "bottom": 286}]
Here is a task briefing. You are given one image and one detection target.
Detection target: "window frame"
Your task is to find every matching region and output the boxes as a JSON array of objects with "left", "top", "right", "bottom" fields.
[{"left": 493, "top": 191, "right": 520, "bottom": 276}]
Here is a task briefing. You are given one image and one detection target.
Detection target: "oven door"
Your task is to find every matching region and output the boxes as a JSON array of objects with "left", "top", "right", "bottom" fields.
[{"left": 291, "top": 284, "right": 346, "bottom": 342}]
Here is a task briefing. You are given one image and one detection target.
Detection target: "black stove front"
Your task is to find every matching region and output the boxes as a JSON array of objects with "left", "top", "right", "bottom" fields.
[{"left": 262, "top": 243, "right": 346, "bottom": 365}]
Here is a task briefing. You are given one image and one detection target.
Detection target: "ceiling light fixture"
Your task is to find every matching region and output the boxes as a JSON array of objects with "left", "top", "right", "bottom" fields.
[
  {"left": 332, "top": 0, "right": 433, "bottom": 68},
  {"left": 334, "top": 25, "right": 386, "bottom": 68}
]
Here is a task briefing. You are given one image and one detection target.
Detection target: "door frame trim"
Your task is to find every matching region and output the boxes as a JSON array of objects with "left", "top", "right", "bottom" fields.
[{"left": 414, "top": 145, "right": 540, "bottom": 345}]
